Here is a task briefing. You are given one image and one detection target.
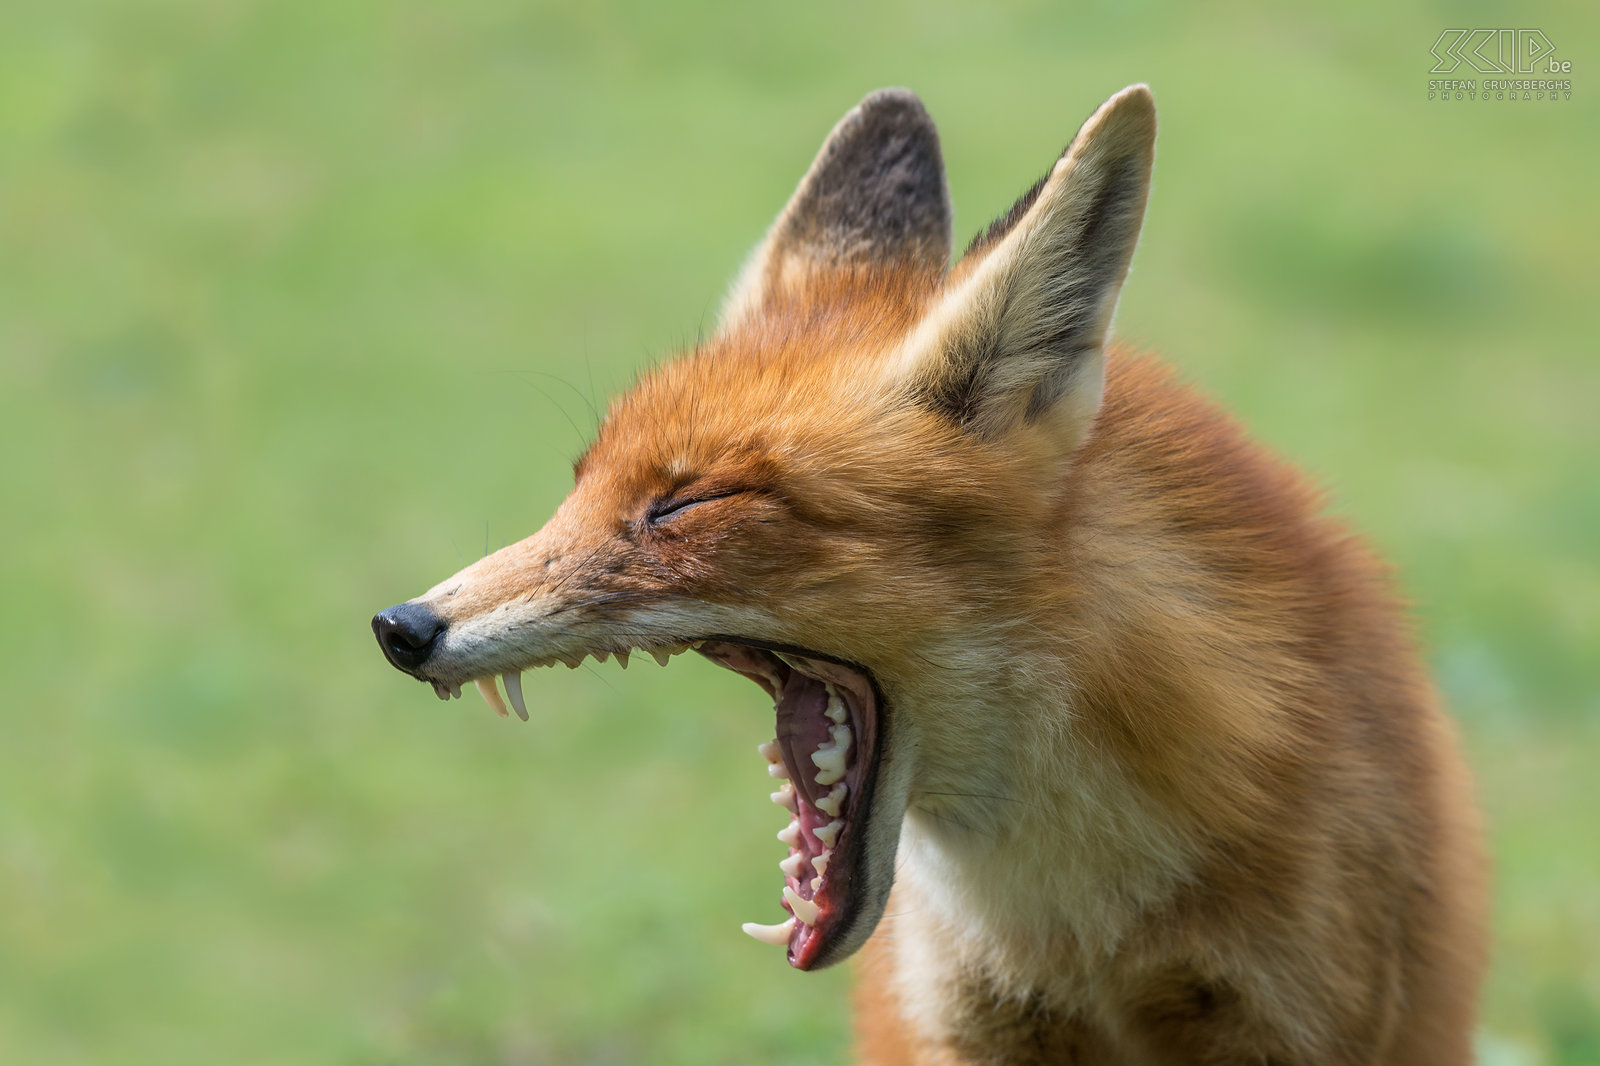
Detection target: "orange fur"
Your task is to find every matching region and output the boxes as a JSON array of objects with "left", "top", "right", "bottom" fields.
[{"left": 377, "top": 86, "right": 1486, "bottom": 1063}]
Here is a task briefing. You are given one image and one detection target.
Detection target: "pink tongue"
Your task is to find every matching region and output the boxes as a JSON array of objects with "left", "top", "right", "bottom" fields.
[{"left": 775, "top": 675, "right": 832, "bottom": 807}]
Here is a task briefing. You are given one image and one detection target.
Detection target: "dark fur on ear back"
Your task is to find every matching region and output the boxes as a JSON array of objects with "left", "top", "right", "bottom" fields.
[
  {"left": 779, "top": 89, "right": 951, "bottom": 272},
  {"left": 961, "top": 168, "right": 1049, "bottom": 263},
  {"left": 720, "top": 90, "right": 951, "bottom": 327}
]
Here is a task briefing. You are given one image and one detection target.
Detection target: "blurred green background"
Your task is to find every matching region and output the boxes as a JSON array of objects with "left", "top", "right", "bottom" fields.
[{"left": 1, "top": 1, "right": 1595, "bottom": 1063}]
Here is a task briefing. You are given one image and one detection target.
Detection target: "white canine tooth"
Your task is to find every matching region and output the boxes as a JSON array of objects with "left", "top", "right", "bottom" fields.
[
  {"left": 779, "top": 852, "right": 804, "bottom": 879},
  {"left": 816, "top": 782, "right": 847, "bottom": 817},
  {"left": 475, "top": 677, "right": 508, "bottom": 717},
  {"left": 502, "top": 671, "right": 529, "bottom": 721},
  {"left": 741, "top": 917, "right": 794, "bottom": 946},
  {"left": 771, "top": 783, "right": 796, "bottom": 811},
  {"left": 615, "top": 650, "right": 629, "bottom": 669},
  {"left": 783, "top": 886, "right": 820, "bottom": 927},
  {"left": 777, "top": 821, "right": 800, "bottom": 846},
  {"left": 757, "top": 740, "right": 782, "bottom": 763},
  {"left": 651, "top": 648, "right": 672, "bottom": 667},
  {"left": 814, "top": 820, "right": 841, "bottom": 848},
  {"left": 812, "top": 851, "right": 830, "bottom": 880}
]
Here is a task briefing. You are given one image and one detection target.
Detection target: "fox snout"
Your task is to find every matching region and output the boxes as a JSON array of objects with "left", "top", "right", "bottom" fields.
[{"left": 372, "top": 601, "right": 446, "bottom": 674}]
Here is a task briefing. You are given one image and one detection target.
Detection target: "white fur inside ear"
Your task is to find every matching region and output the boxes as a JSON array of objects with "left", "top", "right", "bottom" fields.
[{"left": 886, "top": 85, "right": 1154, "bottom": 448}]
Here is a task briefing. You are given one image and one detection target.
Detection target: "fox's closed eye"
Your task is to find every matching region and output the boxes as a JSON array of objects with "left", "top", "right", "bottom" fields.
[{"left": 647, "top": 490, "right": 745, "bottom": 525}]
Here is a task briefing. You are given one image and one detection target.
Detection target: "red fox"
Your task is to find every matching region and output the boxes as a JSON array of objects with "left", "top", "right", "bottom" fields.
[{"left": 374, "top": 86, "right": 1487, "bottom": 1063}]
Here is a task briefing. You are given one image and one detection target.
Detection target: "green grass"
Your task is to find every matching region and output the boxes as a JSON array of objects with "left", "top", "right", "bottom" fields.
[{"left": 1, "top": 1, "right": 1596, "bottom": 1062}]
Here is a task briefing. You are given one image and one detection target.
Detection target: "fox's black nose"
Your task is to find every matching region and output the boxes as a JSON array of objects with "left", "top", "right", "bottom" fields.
[{"left": 372, "top": 602, "right": 445, "bottom": 672}]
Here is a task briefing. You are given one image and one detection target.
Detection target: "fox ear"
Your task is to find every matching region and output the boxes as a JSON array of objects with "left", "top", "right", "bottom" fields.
[
  {"left": 895, "top": 85, "right": 1155, "bottom": 451},
  {"left": 719, "top": 89, "right": 951, "bottom": 329}
]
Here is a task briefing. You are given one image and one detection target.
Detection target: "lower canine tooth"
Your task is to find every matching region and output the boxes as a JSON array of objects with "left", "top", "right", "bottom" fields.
[
  {"left": 475, "top": 677, "right": 509, "bottom": 717},
  {"left": 783, "top": 886, "right": 820, "bottom": 927},
  {"left": 741, "top": 918, "right": 795, "bottom": 946},
  {"left": 502, "top": 671, "right": 529, "bottom": 721}
]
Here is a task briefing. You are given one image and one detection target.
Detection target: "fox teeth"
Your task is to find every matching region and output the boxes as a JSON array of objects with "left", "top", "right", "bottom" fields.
[
  {"left": 741, "top": 917, "right": 794, "bottom": 946},
  {"left": 813, "top": 820, "right": 841, "bottom": 848},
  {"left": 757, "top": 740, "right": 782, "bottom": 764},
  {"left": 824, "top": 684, "right": 847, "bottom": 724},
  {"left": 502, "top": 671, "right": 529, "bottom": 721},
  {"left": 777, "top": 821, "right": 800, "bottom": 846},
  {"left": 779, "top": 852, "right": 804, "bottom": 879},
  {"left": 651, "top": 648, "right": 672, "bottom": 667},
  {"left": 615, "top": 650, "right": 629, "bottom": 669},
  {"left": 767, "top": 762, "right": 789, "bottom": 779},
  {"left": 475, "top": 677, "right": 508, "bottom": 717},
  {"left": 771, "top": 783, "right": 796, "bottom": 811},
  {"left": 810, "top": 851, "right": 830, "bottom": 894},
  {"left": 816, "top": 782, "right": 847, "bottom": 817},
  {"left": 811, "top": 723, "right": 853, "bottom": 786},
  {"left": 783, "top": 886, "right": 820, "bottom": 927}
]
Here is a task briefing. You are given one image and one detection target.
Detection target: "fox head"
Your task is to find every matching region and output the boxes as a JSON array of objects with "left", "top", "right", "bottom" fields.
[{"left": 373, "top": 86, "right": 1156, "bottom": 970}]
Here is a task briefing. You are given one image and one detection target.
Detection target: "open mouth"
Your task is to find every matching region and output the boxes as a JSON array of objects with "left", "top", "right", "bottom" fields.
[
  {"left": 695, "top": 639, "right": 881, "bottom": 970},
  {"left": 410, "top": 635, "right": 882, "bottom": 971}
]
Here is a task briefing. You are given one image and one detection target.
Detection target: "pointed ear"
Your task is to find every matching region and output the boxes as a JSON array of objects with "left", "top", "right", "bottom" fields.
[
  {"left": 895, "top": 85, "right": 1155, "bottom": 451},
  {"left": 719, "top": 89, "right": 951, "bottom": 329}
]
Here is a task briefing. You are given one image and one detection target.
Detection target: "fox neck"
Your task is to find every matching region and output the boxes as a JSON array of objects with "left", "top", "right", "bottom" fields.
[
  {"left": 882, "top": 412, "right": 1268, "bottom": 994},
  {"left": 889, "top": 627, "right": 1199, "bottom": 995}
]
